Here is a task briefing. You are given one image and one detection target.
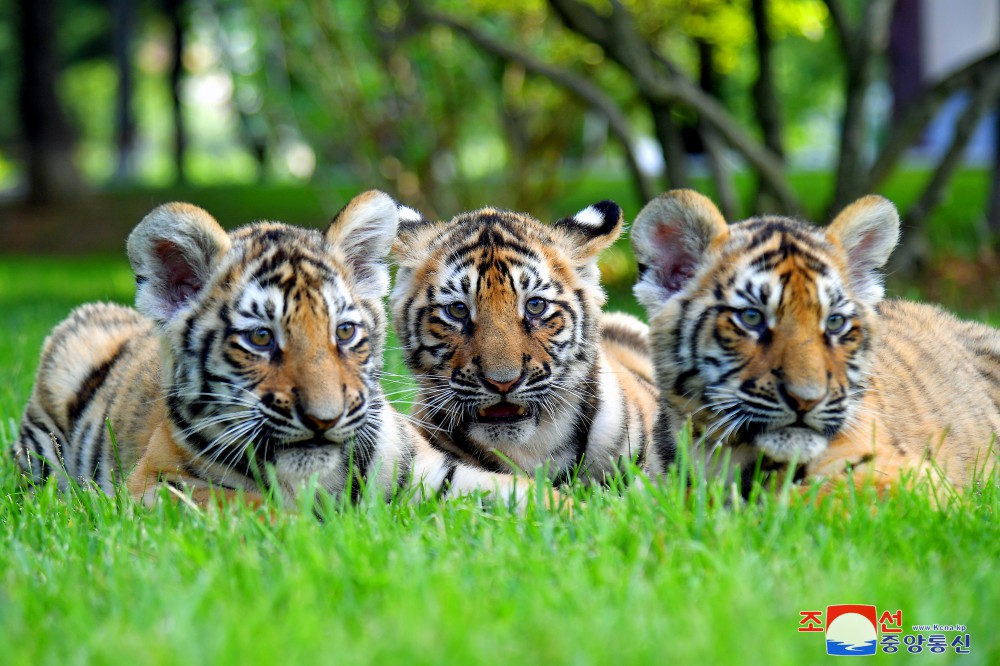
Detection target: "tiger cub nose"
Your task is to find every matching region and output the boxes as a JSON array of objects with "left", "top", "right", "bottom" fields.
[
  {"left": 778, "top": 383, "right": 825, "bottom": 413},
  {"left": 481, "top": 373, "right": 525, "bottom": 394},
  {"left": 298, "top": 407, "right": 339, "bottom": 433}
]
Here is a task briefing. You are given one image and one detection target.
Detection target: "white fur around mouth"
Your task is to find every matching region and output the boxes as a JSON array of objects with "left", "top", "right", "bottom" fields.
[{"left": 753, "top": 426, "right": 828, "bottom": 463}]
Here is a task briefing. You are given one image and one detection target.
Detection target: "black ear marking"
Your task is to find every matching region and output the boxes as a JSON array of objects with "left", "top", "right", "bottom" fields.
[
  {"left": 555, "top": 200, "right": 622, "bottom": 238},
  {"left": 553, "top": 199, "right": 624, "bottom": 263}
]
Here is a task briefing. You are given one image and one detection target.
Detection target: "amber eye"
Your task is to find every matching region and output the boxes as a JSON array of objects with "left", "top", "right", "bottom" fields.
[
  {"left": 446, "top": 302, "right": 469, "bottom": 321},
  {"left": 737, "top": 307, "right": 765, "bottom": 330},
  {"left": 826, "top": 313, "right": 848, "bottom": 334},
  {"left": 525, "top": 297, "right": 547, "bottom": 316},
  {"left": 245, "top": 327, "right": 274, "bottom": 349},
  {"left": 336, "top": 322, "right": 358, "bottom": 343}
]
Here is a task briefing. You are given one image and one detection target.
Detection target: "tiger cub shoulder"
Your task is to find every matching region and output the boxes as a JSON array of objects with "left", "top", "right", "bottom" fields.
[
  {"left": 390, "top": 200, "right": 658, "bottom": 484},
  {"left": 632, "top": 189, "right": 999, "bottom": 492}
]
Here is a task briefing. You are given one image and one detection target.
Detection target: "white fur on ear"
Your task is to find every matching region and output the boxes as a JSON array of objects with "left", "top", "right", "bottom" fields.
[
  {"left": 126, "top": 202, "right": 231, "bottom": 324},
  {"left": 827, "top": 195, "right": 900, "bottom": 304},
  {"left": 326, "top": 190, "right": 401, "bottom": 299},
  {"left": 554, "top": 200, "right": 624, "bottom": 263},
  {"left": 630, "top": 190, "right": 728, "bottom": 312}
]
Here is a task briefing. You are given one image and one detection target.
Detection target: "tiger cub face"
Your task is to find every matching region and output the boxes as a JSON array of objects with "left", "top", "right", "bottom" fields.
[
  {"left": 391, "top": 202, "right": 623, "bottom": 452},
  {"left": 128, "top": 191, "right": 399, "bottom": 487},
  {"left": 632, "top": 190, "right": 899, "bottom": 465}
]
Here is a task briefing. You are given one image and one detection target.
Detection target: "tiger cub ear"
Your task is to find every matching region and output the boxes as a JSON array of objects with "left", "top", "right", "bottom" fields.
[
  {"left": 391, "top": 204, "right": 440, "bottom": 268},
  {"left": 326, "top": 190, "right": 404, "bottom": 299},
  {"left": 631, "top": 189, "right": 728, "bottom": 311},
  {"left": 827, "top": 195, "right": 900, "bottom": 304},
  {"left": 127, "top": 202, "right": 231, "bottom": 324},
  {"left": 554, "top": 200, "right": 624, "bottom": 262}
]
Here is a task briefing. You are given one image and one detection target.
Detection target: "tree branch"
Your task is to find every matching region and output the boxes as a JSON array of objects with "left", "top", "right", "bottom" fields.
[
  {"left": 869, "top": 48, "right": 1000, "bottom": 188},
  {"left": 412, "top": 2, "right": 657, "bottom": 203},
  {"left": 825, "top": 0, "right": 896, "bottom": 213},
  {"left": 893, "top": 66, "right": 1000, "bottom": 274},
  {"left": 549, "top": 0, "right": 800, "bottom": 212}
]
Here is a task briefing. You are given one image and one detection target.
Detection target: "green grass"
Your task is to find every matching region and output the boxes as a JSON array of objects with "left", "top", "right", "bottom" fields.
[{"left": 2, "top": 249, "right": 1000, "bottom": 664}]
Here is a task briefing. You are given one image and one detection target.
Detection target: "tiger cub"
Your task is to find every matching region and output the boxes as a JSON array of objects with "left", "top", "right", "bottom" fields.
[
  {"left": 632, "top": 189, "right": 999, "bottom": 493},
  {"left": 13, "top": 191, "right": 544, "bottom": 507},
  {"left": 390, "top": 201, "right": 659, "bottom": 484}
]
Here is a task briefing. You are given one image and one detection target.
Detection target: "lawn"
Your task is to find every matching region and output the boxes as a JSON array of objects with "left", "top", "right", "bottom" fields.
[{"left": 2, "top": 191, "right": 999, "bottom": 665}]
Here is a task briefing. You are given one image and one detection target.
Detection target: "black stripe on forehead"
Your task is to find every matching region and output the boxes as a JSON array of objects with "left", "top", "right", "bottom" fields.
[
  {"left": 253, "top": 250, "right": 336, "bottom": 287},
  {"left": 441, "top": 215, "right": 543, "bottom": 266},
  {"left": 733, "top": 221, "right": 832, "bottom": 277}
]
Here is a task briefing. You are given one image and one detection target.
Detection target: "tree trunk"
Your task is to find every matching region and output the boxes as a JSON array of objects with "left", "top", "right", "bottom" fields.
[
  {"left": 648, "top": 101, "right": 689, "bottom": 190},
  {"left": 750, "top": 0, "right": 784, "bottom": 213},
  {"left": 751, "top": 0, "right": 784, "bottom": 160},
  {"left": 164, "top": 0, "right": 187, "bottom": 184},
  {"left": 696, "top": 38, "right": 738, "bottom": 219},
  {"left": 17, "top": 0, "right": 84, "bottom": 204},
  {"left": 113, "top": 0, "right": 136, "bottom": 182},
  {"left": 825, "top": 0, "right": 897, "bottom": 215}
]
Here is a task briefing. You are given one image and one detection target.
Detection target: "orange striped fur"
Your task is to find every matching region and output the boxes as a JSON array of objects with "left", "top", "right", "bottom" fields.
[
  {"left": 391, "top": 201, "right": 659, "bottom": 484},
  {"left": 13, "top": 192, "right": 547, "bottom": 508},
  {"left": 633, "top": 190, "right": 998, "bottom": 493}
]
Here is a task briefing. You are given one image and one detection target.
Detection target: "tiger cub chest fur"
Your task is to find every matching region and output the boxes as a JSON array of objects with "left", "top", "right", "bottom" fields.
[
  {"left": 632, "top": 189, "right": 999, "bottom": 493},
  {"left": 391, "top": 201, "right": 658, "bottom": 484}
]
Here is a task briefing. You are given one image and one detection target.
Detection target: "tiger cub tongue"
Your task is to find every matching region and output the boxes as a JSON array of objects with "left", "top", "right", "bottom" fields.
[{"left": 478, "top": 403, "right": 527, "bottom": 419}]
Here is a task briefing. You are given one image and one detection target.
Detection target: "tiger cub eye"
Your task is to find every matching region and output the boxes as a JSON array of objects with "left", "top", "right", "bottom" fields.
[
  {"left": 737, "top": 307, "right": 765, "bottom": 329},
  {"left": 247, "top": 327, "right": 273, "bottom": 348},
  {"left": 447, "top": 302, "right": 469, "bottom": 320},
  {"left": 525, "top": 297, "right": 547, "bottom": 316},
  {"left": 336, "top": 322, "right": 357, "bottom": 342},
  {"left": 826, "top": 313, "right": 848, "bottom": 334}
]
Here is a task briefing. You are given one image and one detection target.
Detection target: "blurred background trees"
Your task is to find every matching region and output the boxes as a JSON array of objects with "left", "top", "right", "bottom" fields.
[{"left": 2, "top": 0, "right": 1000, "bottom": 281}]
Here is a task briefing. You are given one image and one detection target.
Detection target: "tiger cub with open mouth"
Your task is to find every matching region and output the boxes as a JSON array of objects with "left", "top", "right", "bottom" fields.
[
  {"left": 391, "top": 201, "right": 658, "bottom": 485},
  {"left": 13, "top": 191, "right": 545, "bottom": 508}
]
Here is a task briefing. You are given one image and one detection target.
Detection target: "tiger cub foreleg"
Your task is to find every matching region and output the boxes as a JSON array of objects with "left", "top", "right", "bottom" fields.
[{"left": 407, "top": 435, "right": 571, "bottom": 512}]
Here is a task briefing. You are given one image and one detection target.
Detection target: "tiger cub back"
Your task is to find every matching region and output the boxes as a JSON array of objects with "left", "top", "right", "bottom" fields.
[
  {"left": 632, "top": 189, "right": 999, "bottom": 492},
  {"left": 390, "top": 201, "right": 658, "bottom": 484},
  {"left": 13, "top": 191, "right": 543, "bottom": 508}
]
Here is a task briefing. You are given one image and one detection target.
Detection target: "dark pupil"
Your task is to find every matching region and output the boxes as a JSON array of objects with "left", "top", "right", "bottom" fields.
[
  {"left": 743, "top": 309, "right": 761, "bottom": 325},
  {"left": 829, "top": 315, "right": 845, "bottom": 330},
  {"left": 252, "top": 329, "right": 271, "bottom": 345},
  {"left": 450, "top": 303, "right": 467, "bottom": 318},
  {"left": 528, "top": 298, "right": 543, "bottom": 313},
  {"left": 338, "top": 324, "right": 354, "bottom": 339}
]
